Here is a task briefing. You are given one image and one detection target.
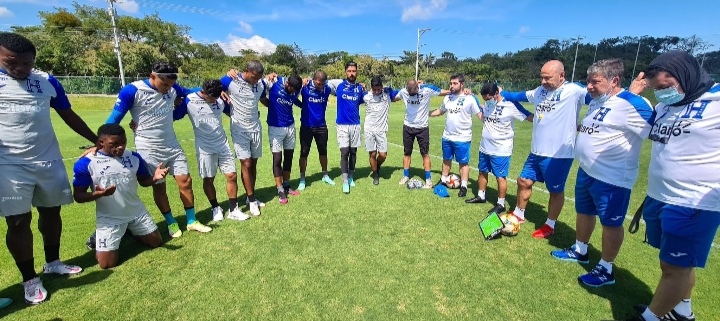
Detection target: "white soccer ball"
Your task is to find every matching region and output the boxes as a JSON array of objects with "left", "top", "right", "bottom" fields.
[
  {"left": 499, "top": 213, "right": 520, "bottom": 236},
  {"left": 447, "top": 173, "right": 461, "bottom": 189}
]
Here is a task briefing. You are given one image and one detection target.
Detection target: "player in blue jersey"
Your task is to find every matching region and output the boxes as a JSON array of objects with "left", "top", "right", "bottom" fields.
[
  {"left": 328, "top": 61, "right": 367, "bottom": 194},
  {"left": 105, "top": 62, "right": 213, "bottom": 238},
  {"left": 0, "top": 32, "right": 97, "bottom": 305},
  {"left": 73, "top": 124, "right": 168, "bottom": 269},
  {"left": 296, "top": 70, "right": 335, "bottom": 190},
  {"left": 265, "top": 74, "right": 303, "bottom": 203}
]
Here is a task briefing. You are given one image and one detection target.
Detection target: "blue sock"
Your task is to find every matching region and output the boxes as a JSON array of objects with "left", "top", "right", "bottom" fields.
[
  {"left": 403, "top": 168, "right": 410, "bottom": 177},
  {"left": 162, "top": 211, "right": 177, "bottom": 225},
  {"left": 185, "top": 207, "right": 196, "bottom": 225},
  {"left": 425, "top": 171, "right": 432, "bottom": 180}
]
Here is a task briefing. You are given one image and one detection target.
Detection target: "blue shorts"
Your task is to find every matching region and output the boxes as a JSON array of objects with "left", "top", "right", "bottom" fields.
[
  {"left": 519, "top": 153, "right": 573, "bottom": 193},
  {"left": 478, "top": 152, "right": 510, "bottom": 178},
  {"left": 574, "top": 168, "right": 631, "bottom": 227},
  {"left": 442, "top": 138, "right": 471, "bottom": 165},
  {"left": 643, "top": 196, "right": 720, "bottom": 268}
]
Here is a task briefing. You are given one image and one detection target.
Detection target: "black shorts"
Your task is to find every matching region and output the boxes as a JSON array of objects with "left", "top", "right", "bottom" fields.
[
  {"left": 403, "top": 125, "right": 430, "bottom": 156},
  {"left": 299, "top": 125, "right": 329, "bottom": 157}
]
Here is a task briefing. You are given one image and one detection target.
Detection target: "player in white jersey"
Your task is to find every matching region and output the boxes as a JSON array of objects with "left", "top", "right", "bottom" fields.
[
  {"left": 548, "top": 59, "right": 654, "bottom": 289},
  {"left": 622, "top": 52, "right": 720, "bottom": 321},
  {"left": 174, "top": 80, "right": 250, "bottom": 222},
  {"left": 466, "top": 83, "right": 533, "bottom": 215},
  {"left": 430, "top": 74, "right": 482, "bottom": 198},
  {"left": 501, "top": 60, "right": 589, "bottom": 239},
  {"left": 106, "top": 62, "right": 212, "bottom": 238},
  {"left": 364, "top": 76, "right": 397, "bottom": 185},
  {"left": 222, "top": 61, "right": 270, "bottom": 215},
  {"left": 0, "top": 32, "right": 96, "bottom": 305},
  {"left": 392, "top": 80, "right": 448, "bottom": 188},
  {"left": 73, "top": 124, "right": 168, "bottom": 269}
]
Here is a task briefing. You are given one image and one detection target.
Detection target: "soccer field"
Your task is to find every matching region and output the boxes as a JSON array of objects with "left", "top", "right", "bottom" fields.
[{"left": 0, "top": 95, "right": 718, "bottom": 321}]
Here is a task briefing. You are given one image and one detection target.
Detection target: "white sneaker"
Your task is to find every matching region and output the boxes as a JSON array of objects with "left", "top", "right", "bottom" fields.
[
  {"left": 227, "top": 208, "right": 251, "bottom": 221},
  {"left": 249, "top": 202, "right": 261, "bottom": 216},
  {"left": 423, "top": 179, "right": 434, "bottom": 189},
  {"left": 246, "top": 198, "right": 266, "bottom": 208},
  {"left": 23, "top": 277, "right": 47, "bottom": 304},
  {"left": 43, "top": 260, "right": 82, "bottom": 275},
  {"left": 211, "top": 206, "right": 224, "bottom": 222},
  {"left": 398, "top": 176, "right": 409, "bottom": 185}
]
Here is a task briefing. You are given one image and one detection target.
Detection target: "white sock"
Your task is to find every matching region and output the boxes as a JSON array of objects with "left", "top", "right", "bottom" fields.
[
  {"left": 642, "top": 308, "right": 661, "bottom": 321},
  {"left": 545, "top": 218, "right": 556, "bottom": 229},
  {"left": 441, "top": 175, "right": 449, "bottom": 183},
  {"left": 478, "top": 190, "right": 486, "bottom": 198},
  {"left": 674, "top": 299, "right": 692, "bottom": 317},
  {"left": 575, "top": 240, "right": 588, "bottom": 255},
  {"left": 461, "top": 180, "right": 468, "bottom": 187},
  {"left": 514, "top": 207, "right": 525, "bottom": 219},
  {"left": 598, "top": 259, "right": 613, "bottom": 273},
  {"left": 497, "top": 197, "right": 505, "bottom": 206}
]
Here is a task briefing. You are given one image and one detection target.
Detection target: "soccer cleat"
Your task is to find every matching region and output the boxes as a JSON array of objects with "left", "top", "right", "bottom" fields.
[
  {"left": 211, "top": 207, "right": 224, "bottom": 222},
  {"left": 187, "top": 221, "right": 213, "bottom": 233},
  {"left": 634, "top": 304, "right": 696, "bottom": 321},
  {"left": 532, "top": 224, "right": 554, "bottom": 238},
  {"left": 249, "top": 202, "right": 261, "bottom": 216},
  {"left": 465, "top": 196, "right": 486, "bottom": 204},
  {"left": 23, "top": 277, "right": 48, "bottom": 305},
  {"left": 507, "top": 211, "right": 526, "bottom": 224},
  {"left": 398, "top": 176, "right": 410, "bottom": 185},
  {"left": 458, "top": 186, "right": 467, "bottom": 198},
  {"left": 86, "top": 231, "right": 96, "bottom": 251},
  {"left": 168, "top": 222, "right": 182, "bottom": 238},
  {"left": 322, "top": 175, "right": 335, "bottom": 186},
  {"left": 423, "top": 179, "right": 433, "bottom": 189},
  {"left": 488, "top": 204, "right": 506, "bottom": 214},
  {"left": 551, "top": 245, "right": 590, "bottom": 264},
  {"left": 348, "top": 177, "right": 356, "bottom": 187},
  {"left": 372, "top": 173, "right": 379, "bottom": 185},
  {"left": 578, "top": 264, "right": 615, "bottom": 287},
  {"left": 342, "top": 182, "right": 350, "bottom": 194},
  {"left": 227, "top": 208, "right": 251, "bottom": 221},
  {"left": 43, "top": 260, "right": 82, "bottom": 275},
  {"left": 0, "top": 297, "right": 12, "bottom": 309},
  {"left": 297, "top": 180, "right": 306, "bottom": 191},
  {"left": 278, "top": 191, "right": 288, "bottom": 204}
]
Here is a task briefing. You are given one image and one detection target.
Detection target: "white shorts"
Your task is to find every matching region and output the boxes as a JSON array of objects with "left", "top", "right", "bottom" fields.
[
  {"left": 364, "top": 131, "right": 388, "bottom": 153},
  {"left": 136, "top": 148, "right": 189, "bottom": 184},
  {"left": 0, "top": 161, "right": 73, "bottom": 216},
  {"left": 232, "top": 130, "right": 262, "bottom": 159},
  {"left": 96, "top": 211, "right": 158, "bottom": 252},
  {"left": 336, "top": 124, "right": 361, "bottom": 148},
  {"left": 269, "top": 126, "right": 296, "bottom": 153},
  {"left": 197, "top": 146, "right": 236, "bottom": 178}
]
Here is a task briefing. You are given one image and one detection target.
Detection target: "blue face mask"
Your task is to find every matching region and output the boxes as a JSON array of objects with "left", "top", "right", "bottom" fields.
[
  {"left": 654, "top": 86, "right": 685, "bottom": 105},
  {"left": 486, "top": 99, "right": 496, "bottom": 109}
]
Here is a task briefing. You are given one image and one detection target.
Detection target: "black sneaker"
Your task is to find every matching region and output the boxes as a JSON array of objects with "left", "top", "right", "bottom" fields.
[
  {"left": 372, "top": 172, "right": 379, "bottom": 185},
  {"left": 634, "top": 304, "right": 695, "bottom": 321},
  {"left": 465, "top": 196, "right": 486, "bottom": 204},
  {"left": 458, "top": 186, "right": 467, "bottom": 198},
  {"left": 488, "top": 204, "right": 506, "bottom": 214},
  {"left": 85, "top": 231, "right": 96, "bottom": 251}
]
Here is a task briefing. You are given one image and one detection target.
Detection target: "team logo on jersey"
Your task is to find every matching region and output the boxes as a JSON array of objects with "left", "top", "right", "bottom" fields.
[
  {"left": 26, "top": 79, "right": 43, "bottom": 93},
  {"left": 592, "top": 107, "right": 611, "bottom": 122},
  {"left": 0, "top": 84, "right": 6, "bottom": 90},
  {"left": 456, "top": 97, "right": 465, "bottom": 106},
  {"left": 120, "top": 156, "right": 133, "bottom": 168}
]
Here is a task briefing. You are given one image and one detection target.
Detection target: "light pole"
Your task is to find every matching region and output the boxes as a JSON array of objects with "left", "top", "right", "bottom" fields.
[
  {"left": 570, "top": 35, "right": 585, "bottom": 83},
  {"left": 593, "top": 43, "right": 598, "bottom": 63},
  {"left": 415, "top": 28, "right": 430, "bottom": 81},
  {"left": 107, "top": 0, "right": 126, "bottom": 87},
  {"left": 632, "top": 36, "right": 647, "bottom": 78}
]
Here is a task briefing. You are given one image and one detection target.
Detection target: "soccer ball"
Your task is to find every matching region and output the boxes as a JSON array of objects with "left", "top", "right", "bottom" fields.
[
  {"left": 446, "top": 173, "right": 461, "bottom": 189},
  {"left": 406, "top": 177, "right": 424, "bottom": 189},
  {"left": 499, "top": 213, "right": 520, "bottom": 236}
]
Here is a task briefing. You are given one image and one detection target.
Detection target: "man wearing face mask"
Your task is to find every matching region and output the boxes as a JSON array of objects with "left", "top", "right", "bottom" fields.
[
  {"left": 622, "top": 51, "right": 720, "bottom": 321},
  {"left": 549, "top": 59, "right": 654, "bottom": 288},
  {"left": 466, "top": 83, "right": 533, "bottom": 216}
]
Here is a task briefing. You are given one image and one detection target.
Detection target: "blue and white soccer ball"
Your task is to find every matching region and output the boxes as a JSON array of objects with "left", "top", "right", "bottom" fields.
[{"left": 406, "top": 177, "right": 424, "bottom": 189}]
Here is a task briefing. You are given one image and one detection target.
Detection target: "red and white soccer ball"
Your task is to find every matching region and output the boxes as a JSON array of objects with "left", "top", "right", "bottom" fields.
[{"left": 447, "top": 173, "right": 461, "bottom": 189}]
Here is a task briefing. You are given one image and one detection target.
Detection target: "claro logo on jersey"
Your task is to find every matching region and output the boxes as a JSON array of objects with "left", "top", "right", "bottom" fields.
[
  {"left": 276, "top": 97, "right": 294, "bottom": 106},
  {"left": 308, "top": 96, "right": 325, "bottom": 103},
  {"left": 579, "top": 123, "right": 600, "bottom": 134},
  {"left": 341, "top": 94, "right": 359, "bottom": 101}
]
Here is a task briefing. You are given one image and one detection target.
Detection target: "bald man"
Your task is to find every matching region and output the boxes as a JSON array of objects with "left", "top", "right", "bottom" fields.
[{"left": 501, "top": 60, "right": 591, "bottom": 239}]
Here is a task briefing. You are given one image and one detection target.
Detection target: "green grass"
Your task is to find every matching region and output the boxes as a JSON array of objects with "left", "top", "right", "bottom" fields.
[{"left": 0, "top": 95, "right": 718, "bottom": 321}]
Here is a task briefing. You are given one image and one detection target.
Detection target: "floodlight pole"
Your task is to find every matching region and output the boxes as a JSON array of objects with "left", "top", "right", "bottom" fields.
[
  {"left": 415, "top": 28, "right": 430, "bottom": 81},
  {"left": 632, "top": 36, "right": 647, "bottom": 78},
  {"left": 570, "top": 35, "right": 584, "bottom": 83},
  {"left": 108, "top": 0, "right": 126, "bottom": 87},
  {"left": 593, "top": 43, "right": 598, "bottom": 63}
]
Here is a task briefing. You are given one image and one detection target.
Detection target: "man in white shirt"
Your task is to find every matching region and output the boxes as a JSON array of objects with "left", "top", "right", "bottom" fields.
[
  {"left": 430, "top": 74, "right": 482, "bottom": 197},
  {"left": 549, "top": 59, "right": 654, "bottom": 288}
]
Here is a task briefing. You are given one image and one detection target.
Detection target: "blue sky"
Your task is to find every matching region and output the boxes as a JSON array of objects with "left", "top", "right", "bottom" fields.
[{"left": 1, "top": 0, "right": 718, "bottom": 59}]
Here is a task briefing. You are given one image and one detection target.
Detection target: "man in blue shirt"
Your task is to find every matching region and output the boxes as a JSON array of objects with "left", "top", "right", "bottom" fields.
[{"left": 296, "top": 70, "right": 335, "bottom": 190}]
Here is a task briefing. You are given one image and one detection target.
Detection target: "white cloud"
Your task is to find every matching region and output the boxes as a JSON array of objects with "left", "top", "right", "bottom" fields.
[
  {"left": 401, "top": 0, "right": 448, "bottom": 22},
  {"left": 236, "top": 21, "right": 253, "bottom": 33},
  {"left": 115, "top": 0, "right": 139, "bottom": 14},
  {"left": 217, "top": 34, "right": 277, "bottom": 56},
  {"left": 0, "top": 6, "right": 13, "bottom": 18},
  {"left": 519, "top": 26, "right": 530, "bottom": 34}
]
